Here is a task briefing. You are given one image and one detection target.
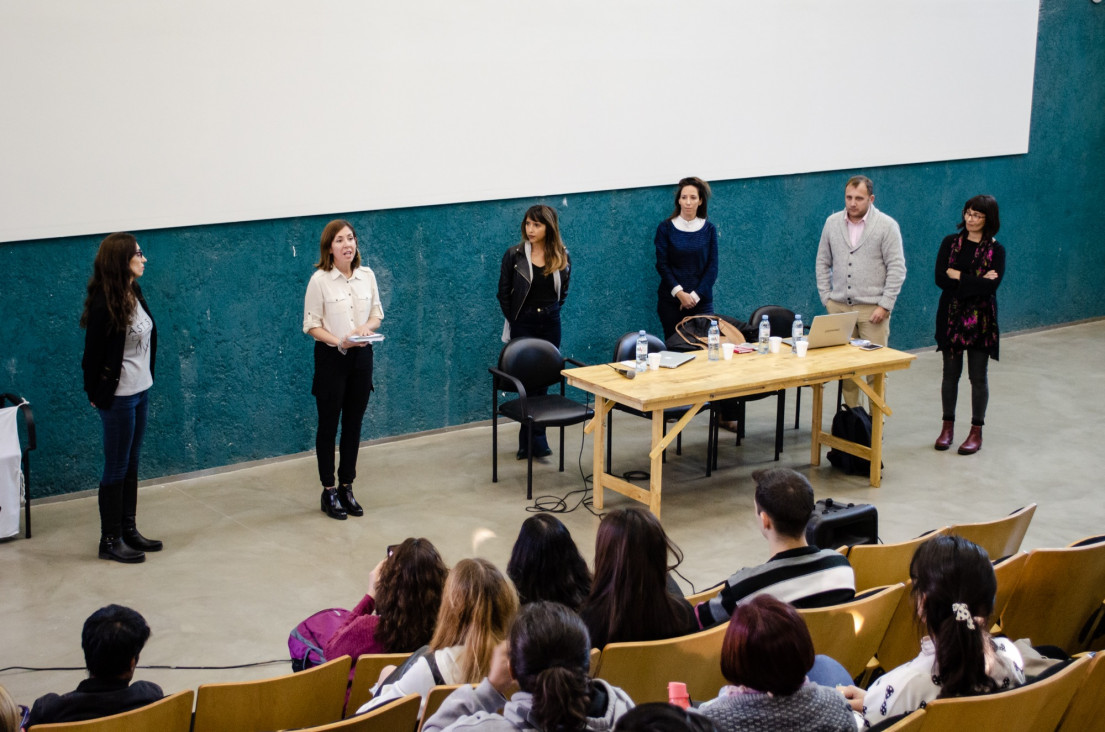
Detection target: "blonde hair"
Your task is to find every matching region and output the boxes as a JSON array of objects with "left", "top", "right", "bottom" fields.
[
  {"left": 430, "top": 558, "right": 519, "bottom": 682},
  {"left": 0, "top": 685, "right": 20, "bottom": 732}
]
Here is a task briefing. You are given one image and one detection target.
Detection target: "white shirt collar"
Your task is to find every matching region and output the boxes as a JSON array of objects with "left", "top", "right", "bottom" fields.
[{"left": 671, "top": 216, "right": 706, "bottom": 233}]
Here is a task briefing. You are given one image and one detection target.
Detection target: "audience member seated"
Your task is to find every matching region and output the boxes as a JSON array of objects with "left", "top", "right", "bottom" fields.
[
  {"left": 580, "top": 507, "right": 697, "bottom": 650},
  {"left": 26, "top": 604, "right": 163, "bottom": 727},
  {"left": 507, "top": 514, "right": 592, "bottom": 612},
  {"left": 615, "top": 703, "right": 718, "bottom": 732},
  {"left": 696, "top": 469, "right": 855, "bottom": 629},
  {"left": 423, "top": 601, "right": 635, "bottom": 731},
  {"left": 0, "top": 685, "right": 24, "bottom": 732},
  {"left": 696, "top": 595, "right": 854, "bottom": 732},
  {"left": 357, "top": 557, "right": 519, "bottom": 714},
  {"left": 838, "top": 535, "right": 1025, "bottom": 728},
  {"left": 324, "top": 537, "right": 448, "bottom": 661}
]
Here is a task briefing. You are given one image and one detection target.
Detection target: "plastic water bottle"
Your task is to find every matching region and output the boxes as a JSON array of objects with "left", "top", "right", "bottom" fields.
[
  {"left": 758, "top": 314, "right": 770, "bottom": 354},
  {"left": 635, "top": 330, "right": 649, "bottom": 372},
  {"left": 791, "top": 314, "right": 804, "bottom": 354},
  {"left": 707, "top": 320, "right": 720, "bottom": 361}
]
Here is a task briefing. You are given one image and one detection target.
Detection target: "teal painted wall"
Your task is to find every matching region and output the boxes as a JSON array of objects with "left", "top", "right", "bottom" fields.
[{"left": 2, "top": 1, "right": 1102, "bottom": 496}]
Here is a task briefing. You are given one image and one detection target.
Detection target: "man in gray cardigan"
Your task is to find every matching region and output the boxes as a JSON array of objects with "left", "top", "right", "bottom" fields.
[{"left": 815, "top": 175, "right": 906, "bottom": 407}]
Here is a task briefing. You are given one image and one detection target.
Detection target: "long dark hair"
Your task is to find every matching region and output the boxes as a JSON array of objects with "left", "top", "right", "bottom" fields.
[
  {"left": 80, "top": 233, "right": 141, "bottom": 332},
  {"left": 583, "top": 507, "right": 686, "bottom": 646},
  {"left": 507, "top": 514, "right": 592, "bottom": 611},
  {"left": 510, "top": 602, "right": 594, "bottom": 732},
  {"left": 374, "top": 538, "right": 448, "bottom": 652},
  {"left": 910, "top": 535, "right": 999, "bottom": 698},
  {"left": 520, "top": 205, "right": 568, "bottom": 275}
]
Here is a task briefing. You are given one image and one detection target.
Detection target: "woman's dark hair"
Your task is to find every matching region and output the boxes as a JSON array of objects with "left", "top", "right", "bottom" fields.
[
  {"left": 315, "top": 219, "right": 363, "bottom": 271},
  {"left": 614, "top": 703, "right": 718, "bottom": 732},
  {"left": 720, "top": 595, "right": 814, "bottom": 696},
  {"left": 519, "top": 205, "right": 568, "bottom": 275},
  {"left": 910, "top": 535, "right": 998, "bottom": 698},
  {"left": 507, "top": 514, "right": 592, "bottom": 611},
  {"left": 82, "top": 604, "right": 151, "bottom": 678},
  {"left": 374, "top": 538, "right": 448, "bottom": 652},
  {"left": 668, "top": 177, "right": 711, "bottom": 219},
  {"left": 79, "top": 233, "right": 141, "bottom": 332},
  {"left": 510, "top": 601, "right": 595, "bottom": 732},
  {"left": 957, "top": 195, "right": 1001, "bottom": 240},
  {"left": 583, "top": 507, "right": 687, "bottom": 647}
]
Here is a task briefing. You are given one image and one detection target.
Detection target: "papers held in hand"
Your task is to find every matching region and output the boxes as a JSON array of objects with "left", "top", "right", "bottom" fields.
[{"left": 347, "top": 333, "right": 384, "bottom": 344}]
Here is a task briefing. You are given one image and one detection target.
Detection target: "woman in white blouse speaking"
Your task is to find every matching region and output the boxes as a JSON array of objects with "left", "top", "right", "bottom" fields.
[{"left": 303, "top": 220, "right": 384, "bottom": 520}]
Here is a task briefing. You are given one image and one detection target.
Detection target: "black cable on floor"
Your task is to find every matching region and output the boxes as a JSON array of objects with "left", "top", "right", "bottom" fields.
[{"left": 0, "top": 660, "right": 289, "bottom": 675}]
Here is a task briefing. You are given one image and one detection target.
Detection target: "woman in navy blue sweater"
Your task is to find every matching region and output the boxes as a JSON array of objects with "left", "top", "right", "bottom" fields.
[{"left": 655, "top": 177, "right": 719, "bottom": 340}]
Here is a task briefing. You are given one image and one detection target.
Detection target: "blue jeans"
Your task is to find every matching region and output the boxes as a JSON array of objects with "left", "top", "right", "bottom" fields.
[{"left": 99, "top": 390, "right": 149, "bottom": 485}]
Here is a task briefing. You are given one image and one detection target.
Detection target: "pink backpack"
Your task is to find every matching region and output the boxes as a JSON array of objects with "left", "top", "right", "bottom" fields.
[{"left": 288, "top": 607, "right": 350, "bottom": 671}]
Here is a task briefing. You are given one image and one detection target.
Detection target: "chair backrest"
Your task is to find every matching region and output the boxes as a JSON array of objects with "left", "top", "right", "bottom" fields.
[
  {"left": 683, "top": 583, "right": 724, "bottom": 608},
  {"left": 879, "top": 710, "right": 926, "bottom": 731},
  {"left": 613, "top": 331, "right": 665, "bottom": 361},
  {"left": 497, "top": 337, "right": 564, "bottom": 392},
  {"left": 842, "top": 530, "right": 947, "bottom": 593},
  {"left": 28, "top": 690, "right": 195, "bottom": 732},
  {"left": 748, "top": 305, "right": 796, "bottom": 337},
  {"left": 418, "top": 684, "right": 465, "bottom": 731},
  {"left": 798, "top": 583, "right": 906, "bottom": 678},
  {"left": 192, "top": 654, "right": 352, "bottom": 732},
  {"left": 911, "top": 654, "right": 1091, "bottom": 732},
  {"left": 999, "top": 536, "right": 1105, "bottom": 653},
  {"left": 347, "top": 652, "right": 411, "bottom": 717},
  {"left": 1057, "top": 651, "right": 1105, "bottom": 730},
  {"left": 991, "top": 552, "right": 1028, "bottom": 624},
  {"left": 947, "top": 504, "right": 1037, "bottom": 560},
  {"left": 303, "top": 693, "right": 422, "bottom": 732},
  {"left": 594, "top": 622, "right": 729, "bottom": 704}
]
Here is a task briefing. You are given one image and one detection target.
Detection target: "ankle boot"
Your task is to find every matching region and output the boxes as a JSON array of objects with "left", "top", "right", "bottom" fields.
[
  {"left": 99, "top": 535, "right": 146, "bottom": 563},
  {"left": 958, "top": 425, "right": 983, "bottom": 455},
  {"left": 934, "top": 421, "right": 955, "bottom": 451},
  {"left": 122, "top": 516, "right": 163, "bottom": 552},
  {"left": 321, "top": 488, "right": 347, "bottom": 520},
  {"left": 337, "top": 484, "right": 364, "bottom": 517}
]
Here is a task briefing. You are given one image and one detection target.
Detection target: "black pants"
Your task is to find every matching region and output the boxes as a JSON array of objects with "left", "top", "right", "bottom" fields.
[
  {"left": 313, "top": 342, "right": 373, "bottom": 486},
  {"left": 657, "top": 295, "right": 713, "bottom": 341},
  {"left": 941, "top": 349, "right": 989, "bottom": 426},
  {"left": 508, "top": 303, "right": 561, "bottom": 452}
]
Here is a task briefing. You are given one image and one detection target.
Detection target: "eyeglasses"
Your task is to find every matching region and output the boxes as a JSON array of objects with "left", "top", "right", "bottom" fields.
[
  {"left": 963, "top": 210, "right": 986, "bottom": 220},
  {"left": 133, "top": 249, "right": 145, "bottom": 258}
]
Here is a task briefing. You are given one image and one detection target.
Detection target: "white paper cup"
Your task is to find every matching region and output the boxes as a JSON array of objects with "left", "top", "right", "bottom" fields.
[
  {"left": 795, "top": 340, "right": 809, "bottom": 357},
  {"left": 768, "top": 336, "right": 782, "bottom": 353},
  {"left": 721, "top": 342, "right": 735, "bottom": 360},
  {"left": 647, "top": 352, "right": 661, "bottom": 370}
]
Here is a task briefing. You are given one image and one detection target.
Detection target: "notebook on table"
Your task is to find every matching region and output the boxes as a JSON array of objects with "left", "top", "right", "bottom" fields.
[{"left": 783, "top": 311, "right": 859, "bottom": 349}]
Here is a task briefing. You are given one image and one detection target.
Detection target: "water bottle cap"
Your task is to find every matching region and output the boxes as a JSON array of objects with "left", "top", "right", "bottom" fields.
[
  {"left": 795, "top": 314, "right": 801, "bottom": 319},
  {"left": 762, "top": 315, "right": 768, "bottom": 320},
  {"left": 639, "top": 330, "right": 646, "bottom": 335}
]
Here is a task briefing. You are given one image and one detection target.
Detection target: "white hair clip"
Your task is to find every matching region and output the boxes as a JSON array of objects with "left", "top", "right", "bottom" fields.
[{"left": 952, "top": 602, "right": 976, "bottom": 629}]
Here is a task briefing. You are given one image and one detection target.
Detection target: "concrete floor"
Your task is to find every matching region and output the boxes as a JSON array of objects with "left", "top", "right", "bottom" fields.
[{"left": 2, "top": 321, "right": 1103, "bottom": 707}]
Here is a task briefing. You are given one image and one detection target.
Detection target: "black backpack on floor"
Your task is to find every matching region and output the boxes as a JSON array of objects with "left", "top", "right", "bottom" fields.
[{"left": 827, "top": 405, "right": 874, "bottom": 475}]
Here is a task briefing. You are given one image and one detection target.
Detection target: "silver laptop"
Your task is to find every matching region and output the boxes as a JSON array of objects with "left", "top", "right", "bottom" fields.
[
  {"left": 790, "top": 311, "right": 859, "bottom": 349},
  {"left": 658, "top": 350, "right": 696, "bottom": 368}
]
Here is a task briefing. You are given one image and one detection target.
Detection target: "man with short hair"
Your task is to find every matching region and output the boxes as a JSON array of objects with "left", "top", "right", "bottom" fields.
[
  {"left": 815, "top": 175, "right": 907, "bottom": 407},
  {"left": 695, "top": 469, "right": 855, "bottom": 628},
  {"left": 27, "top": 604, "right": 163, "bottom": 726}
]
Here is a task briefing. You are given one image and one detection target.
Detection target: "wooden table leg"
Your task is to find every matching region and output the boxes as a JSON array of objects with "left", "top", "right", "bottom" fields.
[
  {"left": 810, "top": 382, "right": 824, "bottom": 466},
  {"left": 592, "top": 395, "right": 607, "bottom": 509},
  {"left": 869, "top": 373, "right": 886, "bottom": 487},
  {"left": 649, "top": 409, "right": 664, "bottom": 518}
]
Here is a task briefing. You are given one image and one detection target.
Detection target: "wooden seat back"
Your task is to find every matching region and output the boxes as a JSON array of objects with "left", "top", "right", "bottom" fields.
[
  {"left": 798, "top": 583, "right": 905, "bottom": 678},
  {"left": 347, "top": 652, "right": 411, "bottom": 717},
  {"left": 594, "top": 622, "right": 729, "bottom": 703},
  {"left": 28, "top": 690, "right": 194, "bottom": 732},
  {"left": 947, "top": 504, "right": 1036, "bottom": 560},
  {"left": 842, "top": 530, "right": 947, "bottom": 592}
]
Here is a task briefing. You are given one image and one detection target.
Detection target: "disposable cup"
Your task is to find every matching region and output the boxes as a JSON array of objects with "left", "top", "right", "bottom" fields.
[
  {"left": 721, "top": 342, "right": 735, "bottom": 360},
  {"left": 647, "top": 353, "right": 661, "bottom": 370},
  {"left": 768, "top": 336, "right": 782, "bottom": 353},
  {"left": 796, "top": 340, "right": 809, "bottom": 357}
]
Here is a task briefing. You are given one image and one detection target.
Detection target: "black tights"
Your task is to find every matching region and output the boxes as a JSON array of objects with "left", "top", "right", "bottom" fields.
[{"left": 941, "top": 349, "right": 989, "bottom": 426}]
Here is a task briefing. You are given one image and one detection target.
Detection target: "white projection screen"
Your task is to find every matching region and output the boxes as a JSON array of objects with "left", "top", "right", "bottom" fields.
[{"left": 0, "top": 0, "right": 1039, "bottom": 243}]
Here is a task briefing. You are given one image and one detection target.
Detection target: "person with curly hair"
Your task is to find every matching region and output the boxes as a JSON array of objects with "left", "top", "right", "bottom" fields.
[
  {"left": 423, "top": 601, "right": 635, "bottom": 731},
  {"left": 507, "top": 514, "right": 591, "bottom": 612},
  {"left": 324, "top": 537, "right": 448, "bottom": 661},
  {"left": 80, "top": 233, "right": 163, "bottom": 563}
]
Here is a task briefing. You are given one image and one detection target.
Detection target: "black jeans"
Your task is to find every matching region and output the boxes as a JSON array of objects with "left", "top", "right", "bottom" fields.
[
  {"left": 313, "top": 342, "right": 373, "bottom": 486},
  {"left": 941, "top": 349, "right": 990, "bottom": 426},
  {"left": 508, "top": 303, "right": 561, "bottom": 452}
]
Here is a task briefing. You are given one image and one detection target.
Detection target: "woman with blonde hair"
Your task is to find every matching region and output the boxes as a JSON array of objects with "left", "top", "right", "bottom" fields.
[
  {"left": 0, "top": 685, "right": 25, "bottom": 732},
  {"left": 357, "top": 558, "right": 519, "bottom": 714}
]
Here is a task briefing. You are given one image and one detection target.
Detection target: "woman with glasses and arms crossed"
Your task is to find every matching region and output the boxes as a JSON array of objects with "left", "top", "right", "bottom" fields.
[
  {"left": 81, "top": 234, "right": 162, "bottom": 563},
  {"left": 932, "top": 196, "right": 1004, "bottom": 455}
]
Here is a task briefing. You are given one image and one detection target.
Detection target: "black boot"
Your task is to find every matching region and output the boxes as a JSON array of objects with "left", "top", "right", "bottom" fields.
[
  {"left": 98, "top": 483, "right": 145, "bottom": 563},
  {"left": 337, "top": 484, "right": 364, "bottom": 517},
  {"left": 122, "top": 472, "right": 163, "bottom": 551},
  {"left": 321, "top": 488, "right": 347, "bottom": 520}
]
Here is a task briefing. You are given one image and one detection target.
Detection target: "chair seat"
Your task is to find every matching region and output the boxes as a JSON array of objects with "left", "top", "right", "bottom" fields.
[{"left": 499, "top": 395, "right": 594, "bottom": 427}]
